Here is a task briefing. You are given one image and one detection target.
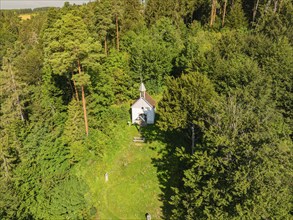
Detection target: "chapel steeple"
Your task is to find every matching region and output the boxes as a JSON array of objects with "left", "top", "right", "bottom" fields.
[{"left": 139, "top": 82, "right": 146, "bottom": 98}]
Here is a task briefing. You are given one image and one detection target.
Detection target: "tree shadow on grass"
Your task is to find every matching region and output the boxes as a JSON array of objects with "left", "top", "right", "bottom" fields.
[
  {"left": 141, "top": 122, "right": 190, "bottom": 219},
  {"left": 140, "top": 124, "right": 164, "bottom": 143}
]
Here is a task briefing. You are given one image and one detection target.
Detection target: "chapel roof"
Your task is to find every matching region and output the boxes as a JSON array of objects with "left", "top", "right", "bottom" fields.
[
  {"left": 132, "top": 92, "right": 156, "bottom": 108},
  {"left": 144, "top": 92, "right": 156, "bottom": 107},
  {"left": 132, "top": 82, "right": 156, "bottom": 108}
]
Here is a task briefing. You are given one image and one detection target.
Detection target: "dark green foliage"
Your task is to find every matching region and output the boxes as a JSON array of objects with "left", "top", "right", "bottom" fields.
[
  {"left": 43, "top": 12, "right": 102, "bottom": 76},
  {"left": 172, "top": 95, "right": 292, "bottom": 218},
  {"left": 144, "top": 0, "right": 178, "bottom": 25},
  {"left": 246, "top": 36, "right": 293, "bottom": 121},
  {"left": 11, "top": 72, "right": 90, "bottom": 219},
  {"left": 158, "top": 72, "right": 218, "bottom": 133},
  {"left": 15, "top": 131, "right": 89, "bottom": 219},
  {"left": 180, "top": 29, "right": 292, "bottom": 125},
  {"left": 224, "top": 0, "right": 248, "bottom": 29},
  {"left": 144, "top": 0, "right": 208, "bottom": 26},
  {"left": 94, "top": 0, "right": 115, "bottom": 42},
  {"left": 0, "top": 1, "right": 292, "bottom": 219},
  {"left": 0, "top": 180, "right": 20, "bottom": 219},
  {"left": 254, "top": 0, "right": 293, "bottom": 41},
  {"left": 123, "top": 17, "right": 183, "bottom": 93},
  {"left": 13, "top": 47, "right": 43, "bottom": 85},
  {"left": 94, "top": 50, "right": 135, "bottom": 104},
  {"left": 157, "top": 71, "right": 292, "bottom": 219},
  {"left": 155, "top": 72, "right": 220, "bottom": 218},
  {"left": 0, "top": 54, "right": 27, "bottom": 218},
  {"left": 121, "top": 0, "right": 145, "bottom": 32},
  {"left": 33, "top": 7, "right": 58, "bottom": 12},
  {"left": 0, "top": 11, "right": 20, "bottom": 66}
]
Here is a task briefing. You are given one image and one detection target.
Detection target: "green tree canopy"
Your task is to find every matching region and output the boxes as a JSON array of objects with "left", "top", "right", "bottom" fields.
[{"left": 157, "top": 70, "right": 292, "bottom": 219}]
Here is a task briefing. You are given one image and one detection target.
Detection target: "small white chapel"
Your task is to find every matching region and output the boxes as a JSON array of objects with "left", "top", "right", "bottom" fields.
[{"left": 131, "top": 83, "right": 156, "bottom": 125}]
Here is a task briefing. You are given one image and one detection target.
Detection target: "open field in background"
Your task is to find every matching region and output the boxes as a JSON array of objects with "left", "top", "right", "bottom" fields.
[
  {"left": 81, "top": 124, "right": 163, "bottom": 219},
  {"left": 19, "top": 14, "right": 35, "bottom": 20}
]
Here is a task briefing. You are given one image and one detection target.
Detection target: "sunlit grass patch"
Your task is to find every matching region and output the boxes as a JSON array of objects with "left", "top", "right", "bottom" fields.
[{"left": 83, "top": 123, "right": 163, "bottom": 219}]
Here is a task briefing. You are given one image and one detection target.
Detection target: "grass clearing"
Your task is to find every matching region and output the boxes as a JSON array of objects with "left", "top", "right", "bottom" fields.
[{"left": 83, "top": 124, "right": 163, "bottom": 219}]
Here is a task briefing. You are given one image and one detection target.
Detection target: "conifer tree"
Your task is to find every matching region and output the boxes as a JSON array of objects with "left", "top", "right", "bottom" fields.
[
  {"left": 121, "top": 0, "right": 144, "bottom": 32},
  {"left": 11, "top": 70, "right": 90, "bottom": 219},
  {"left": 125, "top": 17, "right": 183, "bottom": 93},
  {"left": 157, "top": 70, "right": 292, "bottom": 219},
  {"left": 43, "top": 12, "right": 102, "bottom": 136},
  {"left": 0, "top": 56, "right": 27, "bottom": 219},
  {"left": 0, "top": 11, "right": 20, "bottom": 66},
  {"left": 94, "top": 0, "right": 116, "bottom": 55},
  {"left": 225, "top": 0, "right": 248, "bottom": 28}
]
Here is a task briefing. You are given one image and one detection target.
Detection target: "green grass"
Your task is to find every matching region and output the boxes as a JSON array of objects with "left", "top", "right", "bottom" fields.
[{"left": 83, "top": 124, "right": 163, "bottom": 219}]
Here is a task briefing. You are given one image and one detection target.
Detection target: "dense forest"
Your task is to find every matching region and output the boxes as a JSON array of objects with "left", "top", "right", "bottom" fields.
[{"left": 0, "top": 0, "right": 292, "bottom": 219}]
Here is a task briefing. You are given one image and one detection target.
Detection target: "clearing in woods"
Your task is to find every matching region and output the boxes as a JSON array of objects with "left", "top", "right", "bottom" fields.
[
  {"left": 83, "top": 124, "right": 163, "bottom": 219},
  {"left": 19, "top": 14, "right": 34, "bottom": 20}
]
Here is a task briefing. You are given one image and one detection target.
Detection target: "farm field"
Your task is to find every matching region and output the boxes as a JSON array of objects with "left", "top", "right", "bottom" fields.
[{"left": 19, "top": 13, "right": 35, "bottom": 20}]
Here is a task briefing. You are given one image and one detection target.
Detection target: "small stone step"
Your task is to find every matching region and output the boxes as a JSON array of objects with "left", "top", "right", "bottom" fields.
[{"left": 133, "top": 136, "right": 145, "bottom": 142}]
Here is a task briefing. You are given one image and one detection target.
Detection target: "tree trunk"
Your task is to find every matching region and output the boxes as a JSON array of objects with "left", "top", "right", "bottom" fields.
[
  {"left": 210, "top": 0, "right": 217, "bottom": 27},
  {"left": 253, "top": 0, "right": 260, "bottom": 22},
  {"left": 116, "top": 14, "right": 119, "bottom": 51},
  {"left": 77, "top": 59, "right": 89, "bottom": 136},
  {"left": 213, "top": 0, "right": 217, "bottom": 24},
  {"left": 273, "top": 0, "right": 278, "bottom": 13},
  {"left": 81, "top": 85, "right": 89, "bottom": 136},
  {"left": 222, "top": 0, "right": 227, "bottom": 27}
]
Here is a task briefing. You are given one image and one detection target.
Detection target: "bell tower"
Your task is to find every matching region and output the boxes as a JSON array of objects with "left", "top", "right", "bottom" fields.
[{"left": 139, "top": 82, "right": 146, "bottom": 98}]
